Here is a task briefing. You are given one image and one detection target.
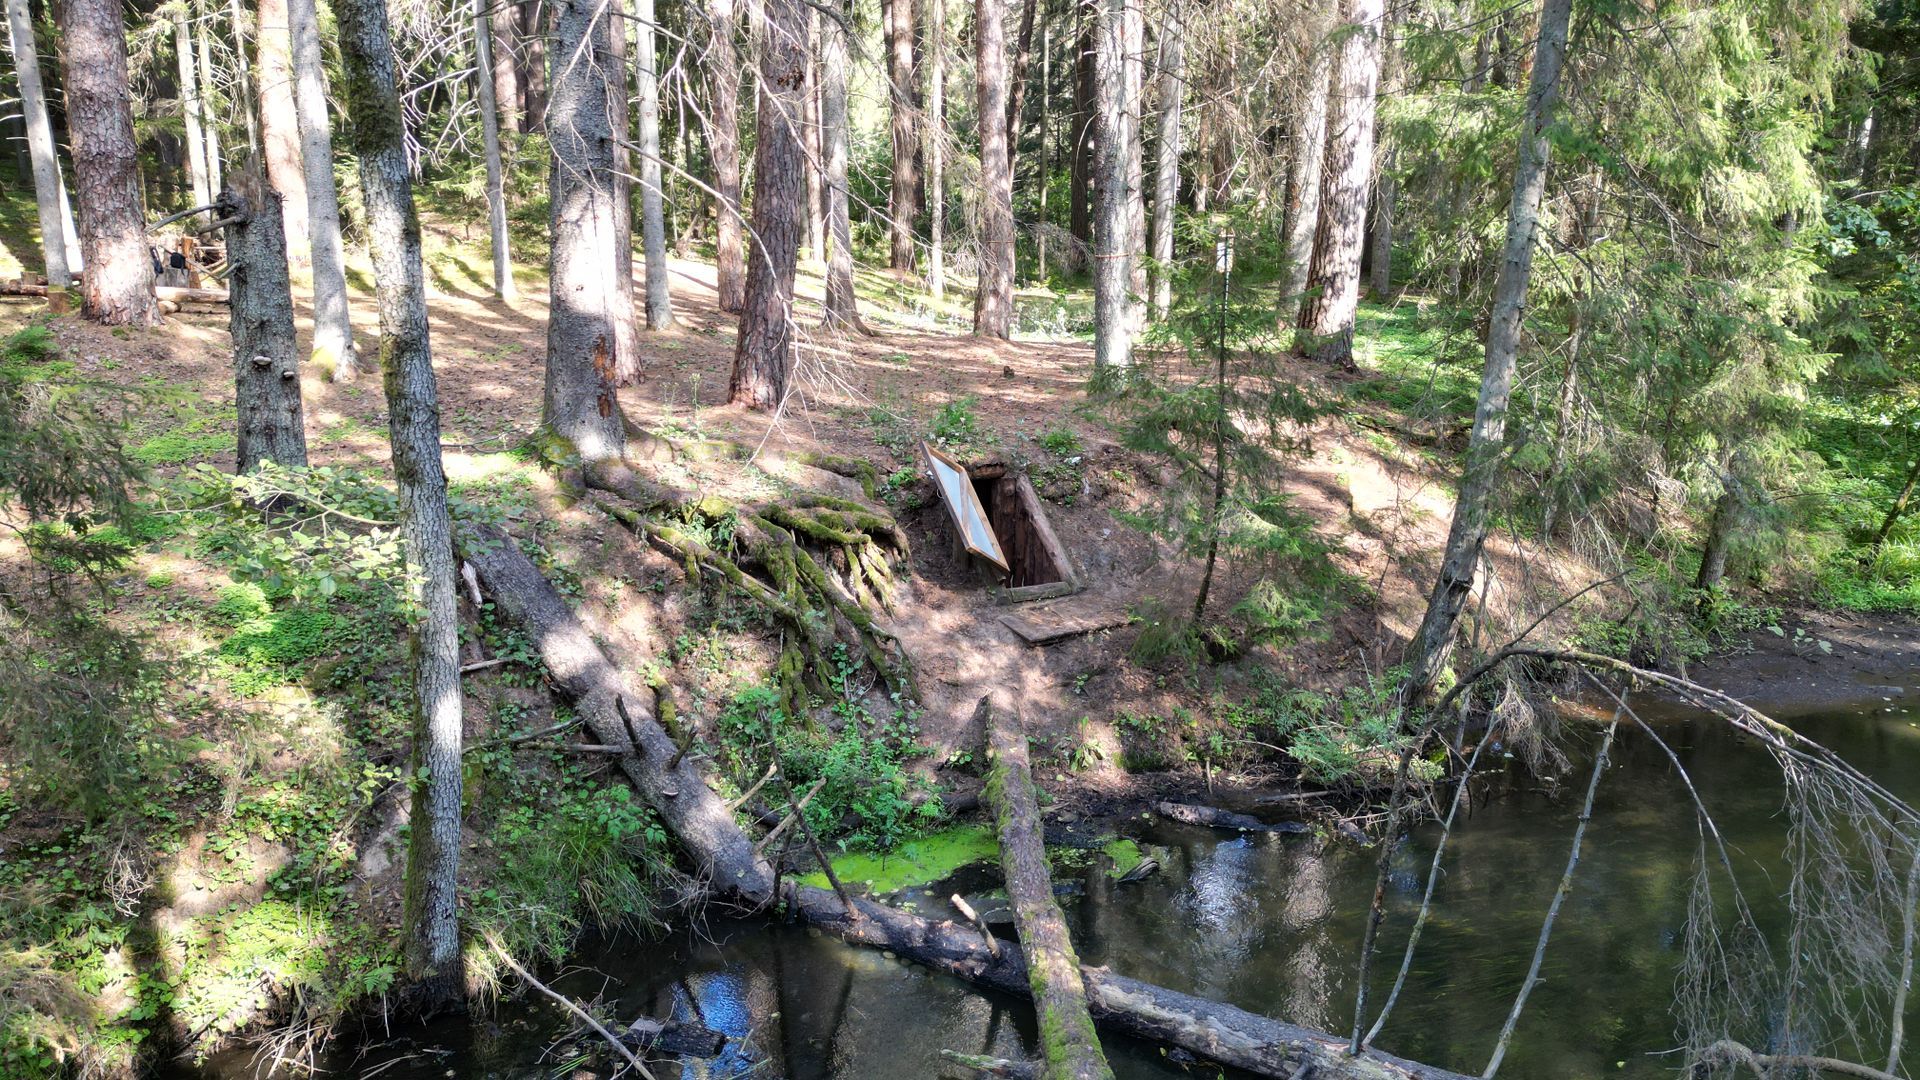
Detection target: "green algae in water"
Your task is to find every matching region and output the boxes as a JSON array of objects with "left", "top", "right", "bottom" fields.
[
  {"left": 1101, "top": 838, "right": 1144, "bottom": 878},
  {"left": 799, "top": 825, "right": 999, "bottom": 894}
]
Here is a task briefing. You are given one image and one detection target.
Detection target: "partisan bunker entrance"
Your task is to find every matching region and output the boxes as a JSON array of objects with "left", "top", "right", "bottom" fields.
[{"left": 925, "top": 444, "right": 1080, "bottom": 602}]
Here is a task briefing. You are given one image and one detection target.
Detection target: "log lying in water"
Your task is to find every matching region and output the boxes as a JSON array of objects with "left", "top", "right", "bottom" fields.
[
  {"left": 983, "top": 696, "right": 1114, "bottom": 1080},
  {"left": 1155, "top": 800, "right": 1310, "bottom": 834},
  {"left": 466, "top": 528, "right": 1473, "bottom": 1080},
  {"left": 620, "top": 1015, "right": 727, "bottom": 1057}
]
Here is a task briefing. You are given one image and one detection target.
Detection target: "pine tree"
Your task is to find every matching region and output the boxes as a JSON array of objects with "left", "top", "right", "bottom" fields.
[
  {"left": 728, "top": 0, "right": 810, "bottom": 408},
  {"left": 54, "top": 0, "right": 157, "bottom": 324}
]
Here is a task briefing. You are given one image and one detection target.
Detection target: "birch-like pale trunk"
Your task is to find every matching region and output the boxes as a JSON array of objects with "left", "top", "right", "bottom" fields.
[
  {"left": 6, "top": 0, "right": 69, "bottom": 287},
  {"left": 634, "top": 0, "right": 672, "bottom": 327},
  {"left": 1089, "top": 0, "right": 1130, "bottom": 371},
  {"left": 543, "top": 0, "right": 628, "bottom": 459},
  {"left": 53, "top": 0, "right": 156, "bottom": 324},
  {"left": 256, "top": 0, "right": 311, "bottom": 271},
  {"left": 1295, "top": 0, "right": 1381, "bottom": 367},
  {"left": 1402, "top": 0, "right": 1575, "bottom": 705},
  {"left": 490, "top": 0, "right": 522, "bottom": 134},
  {"left": 972, "top": 0, "right": 1014, "bottom": 339},
  {"left": 334, "top": 0, "right": 465, "bottom": 1006},
  {"left": 819, "top": 0, "right": 866, "bottom": 332},
  {"left": 197, "top": 11, "right": 223, "bottom": 194},
  {"left": 1149, "top": 8, "right": 1183, "bottom": 321},
  {"left": 287, "top": 0, "right": 357, "bottom": 379},
  {"left": 1121, "top": 0, "right": 1145, "bottom": 329},
  {"left": 172, "top": 6, "right": 213, "bottom": 209},
  {"left": 473, "top": 0, "right": 516, "bottom": 301},
  {"left": 728, "top": 0, "right": 809, "bottom": 407}
]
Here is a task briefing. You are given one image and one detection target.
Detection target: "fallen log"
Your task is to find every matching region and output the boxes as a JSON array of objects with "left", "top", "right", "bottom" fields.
[
  {"left": 620, "top": 1015, "right": 727, "bottom": 1057},
  {"left": 467, "top": 526, "right": 1474, "bottom": 1080},
  {"left": 1155, "top": 801, "right": 1310, "bottom": 834},
  {"left": 0, "top": 281, "right": 229, "bottom": 304},
  {"left": 983, "top": 696, "right": 1114, "bottom": 1080}
]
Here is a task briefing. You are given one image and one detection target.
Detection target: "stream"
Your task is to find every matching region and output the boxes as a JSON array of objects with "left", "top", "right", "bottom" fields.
[{"left": 217, "top": 689, "right": 1920, "bottom": 1079}]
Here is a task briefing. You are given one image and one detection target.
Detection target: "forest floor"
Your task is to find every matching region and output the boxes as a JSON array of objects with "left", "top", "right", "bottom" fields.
[{"left": 3, "top": 208, "right": 1903, "bottom": 1073}]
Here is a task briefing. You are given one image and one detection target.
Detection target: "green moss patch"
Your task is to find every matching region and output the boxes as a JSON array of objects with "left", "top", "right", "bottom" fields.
[
  {"left": 798, "top": 825, "right": 999, "bottom": 895},
  {"left": 1101, "top": 838, "right": 1144, "bottom": 879}
]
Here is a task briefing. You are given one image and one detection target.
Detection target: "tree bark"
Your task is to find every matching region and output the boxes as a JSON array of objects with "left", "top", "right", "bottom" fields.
[
  {"left": 490, "top": 0, "right": 522, "bottom": 134},
  {"left": 521, "top": 0, "right": 547, "bottom": 130},
  {"left": 983, "top": 699, "right": 1115, "bottom": 1080},
  {"left": 474, "top": 0, "right": 517, "bottom": 301},
  {"left": 1295, "top": 0, "right": 1381, "bottom": 367},
  {"left": 543, "top": 0, "right": 629, "bottom": 460},
  {"left": 1004, "top": 0, "right": 1037, "bottom": 154},
  {"left": 1401, "top": 0, "right": 1574, "bottom": 706},
  {"left": 607, "top": 0, "right": 638, "bottom": 384},
  {"left": 1367, "top": 147, "right": 1395, "bottom": 298},
  {"left": 256, "top": 0, "right": 311, "bottom": 272},
  {"left": 1070, "top": 14, "right": 1093, "bottom": 246},
  {"left": 803, "top": 15, "right": 824, "bottom": 263},
  {"left": 704, "top": 0, "right": 746, "bottom": 312},
  {"left": 1089, "top": 0, "right": 1129, "bottom": 371},
  {"left": 1149, "top": 8, "right": 1182, "bottom": 321},
  {"left": 173, "top": 6, "right": 213, "bottom": 210},
  {"left": 1875, "top": 450, "right": 1920, "bottom": 549},
  {"left": 1693, "top": 481, "right": 1740, "bottom": 594},
  {"left": 287, "top": 0, "right": 357, "bottom": 379},
  {"left": 1121, "top": 0, "right": 1144, "bottom": 327},
  {"left": 223, "top": 168, "right": 308, "bottom": 473},
  {"left": 819, "top": 0, "right": 867, "bottom": 331},
  {"left": 634, "top": 0, "right": 672, "bottom": 327},
  {"left": 197, "top": 12, "right": 224, "bottom": 196},
  {"left": 8, "top": 0, "right": 70, "bottom": 288},
  {"left": 973, "top": 0, "right": 1014, "bottom": 338},
  {"left": 469, "top": 532, "right": 1477, "bottom": 1080},
  {"left": 924, "top": 0, "right": 945, "bottom": 299},
  {"left": 884, "top": 0, "right": 919, "bottom": 272},
  {"left": 728, "top": 0, "right": 809, "bottom": 408},
  {"left": 335, "top": 0, "right": 466, "bottom": 1006},
  {"left": 53, "top": 0, "right": 157, "bottom": 324}
]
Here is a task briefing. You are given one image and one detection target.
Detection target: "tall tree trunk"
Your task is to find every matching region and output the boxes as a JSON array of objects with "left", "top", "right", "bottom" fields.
[
  {"left": 973, "top": 0, "right": 1014, "bottom": 338},
  {"left": 256, "top": 0, "right": 311, "bottom": 272},
  {"left": 227, "top": 0, "right": 262, "bottom": 153},
  {"left": 197, "top": 13, "right": 224, "bottom": 196},
  {"left": 884, "top": 0, "right": 919, "bottom": 272},
  {"left": 1367, "top": 149, "right": 1395, "bottom": 298},
  {"left": 728, "top": 0, "right": 808, "bottom": 408},
  {"left": 1149, "top": 7, "right": 1182, "bottom": 321},
  {"left": 1034, "top": 5, "right": 1050, "bottom": 280},
  {"left": 543, "top": 0, "right": 629, "bottom": 460},
  {"left": 1005, "top": 0, "right": 1037, "bottom": 153},
  {"left": 7, "top": 0, "right": 69, "bottom": 288},
  {"left": 53, "top": 0, "right": 157, "bottom": 324},
  {"left": 474, "top": 0, "right": 516, "bottom": 301},
  {"left": 803, "top": 15, "right": 824, "bottom": 263},
  {"left": 1693, "top": 482, "right": 1740, "bottom": 594},
  {"left": 705, "top": 0, "right": 745, "bottom": 312},
  {"left": 224, "top": 168, "right": 308, "bottom": 473},
  {"left": 923, "top": 0, "right": 945, "bottom": 298},
  {"left": 1121, "top": 0, "right": 1144, "bottom": 328},
  {"left": 1089, "top": 0, "right": 1129, "bottom": 371},
  {"left": 820, "top": 0, "right": 867, "bottom": 331},
  {"left": 521, "top": 0, "right": 547, "bottom": 130},
  {"left": 1279, "top": 38, "right": 1330, "bottom": 316},
  {"left": 172, "top": 6, "right": 213, "bottom": 210},
  {"left": 490, "top": 0, "right": 522, "bottom": 134},
  {"left": 1070, "top": 13, "right": 1092, "bottom": 245},
  {"left": 1875, "top": 453, "right": 1920, "bottom": 549},
  {"left": 334, "top": 0, "right": 465, "bottom": 1006},
  {"left": 634, "top": 0, "right": 672, "bottom": 327},
  {"left": 1401, "top": 0, "right": 1574, "bottom": 706},
  {"left": 1295, "top": 0, "right": 1381, "bottom": 368},
  {"left": 288, "top": 0, "right": 357, "bottom": 379},
  {"left": 606, "top": 0, "right": 638, "bottom": 384}
]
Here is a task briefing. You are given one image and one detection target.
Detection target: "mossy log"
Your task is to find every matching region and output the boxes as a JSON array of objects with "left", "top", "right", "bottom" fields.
[
  {"left": 468, "top": 536, "right": 1475, "bottom": 1080},
  {"left": 981, "top": 697, "right": 1114, "bottom": 1080}
]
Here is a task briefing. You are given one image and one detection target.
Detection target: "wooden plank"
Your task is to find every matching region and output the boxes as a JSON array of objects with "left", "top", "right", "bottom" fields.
[
  {"left": 924, "top": 441, "right": 1010, "bottom": 572},
  {"left": 1000, "top": 604, "right": 1131, "bottom": 645}
]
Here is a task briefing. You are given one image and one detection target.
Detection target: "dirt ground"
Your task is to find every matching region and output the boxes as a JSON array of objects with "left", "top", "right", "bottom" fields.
[{"left": 4, "top": 223, "right": 1631, "bottom": 778}]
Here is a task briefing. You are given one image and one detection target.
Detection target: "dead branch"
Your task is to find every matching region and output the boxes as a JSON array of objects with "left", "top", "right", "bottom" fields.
[{"left": 482, "top": 933, "right": 656, "bottom": 1080}]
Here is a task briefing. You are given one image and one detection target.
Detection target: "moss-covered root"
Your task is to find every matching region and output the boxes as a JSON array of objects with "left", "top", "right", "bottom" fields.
[{"left": 981, "top": 698, "right": 1116, "bottom": 1080}]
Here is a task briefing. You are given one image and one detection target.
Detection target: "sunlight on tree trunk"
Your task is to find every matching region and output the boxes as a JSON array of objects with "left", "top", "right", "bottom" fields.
[
  {"left": 473, "top": 0, "right": 516, "bottom": 302},
  {"left": 8, "top": 0, "right": 69, "bottom": 289},
  {"left": 173, "top": 6, "right": 213, "bottom": 210},
  {"left": 1150, "top": 8, "right": 1183, "bottom": 322},
  {"left": 728, "top": 0, "right": 809, "bottom": 409},
  {"left": 705, "top": 0, "right": 745, "bottom": 312},
  {"left": 634, "top": 0, "right": 672, "bottom": 328},
  {"left": 973, "top": 0, "right": 1015, "bottom": 339},
  {"left": 256, "top": 0, "right": 311, "bottom": 272},
  {"left": 1295, "top": 0, "right": 1381, "bottom": 368},
  {"left": 820, "top": 0, "right": 867, "bottom": 332},
  {"left": 54, "top": 0, "right": 156, "bottom": 324},
  {"left": 925, "top": 0, "right": 946, "bottom": 300},
  {"left": 885, "top": 0, "right": 919, "bottom": 272},
  {"left": 225, "top": 168, "right": 309, "bottom": 473},
  {"left": 288, "top": 0, "right": 357, "bottom": 380},
  {"left": 1278, "top": 37, "right": 1330, "bottom": 319},
  {"left": 1089, "top": 0, "right": 1130, "bottom": 372}
]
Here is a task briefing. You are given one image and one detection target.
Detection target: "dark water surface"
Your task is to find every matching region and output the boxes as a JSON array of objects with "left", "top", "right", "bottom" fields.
[{"left": 241, "top": 690, "right": 1920, "bottom": 1079}]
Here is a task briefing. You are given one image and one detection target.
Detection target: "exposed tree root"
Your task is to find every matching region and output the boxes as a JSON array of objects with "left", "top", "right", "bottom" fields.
[{"left": 585, "top": 455, "right": 919, "bottom": 712}]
